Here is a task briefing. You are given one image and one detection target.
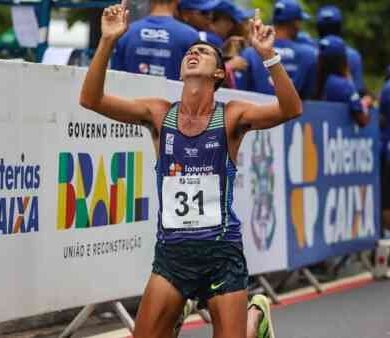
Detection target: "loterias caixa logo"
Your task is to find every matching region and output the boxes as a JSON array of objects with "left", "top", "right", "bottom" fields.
[
  {"left": 57, "top": 152, "right": 149, "bottom": 229},
  {"left": 287, "top": 120, "right": 375, "bottom": 250},
  {"left": 0, "top": 154, "right": 40, "bottom": 235}
]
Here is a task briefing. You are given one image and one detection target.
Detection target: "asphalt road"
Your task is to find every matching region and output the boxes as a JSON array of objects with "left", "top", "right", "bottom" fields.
[{"left": 179, "top": 280, "right": 390, "bottom": 338}]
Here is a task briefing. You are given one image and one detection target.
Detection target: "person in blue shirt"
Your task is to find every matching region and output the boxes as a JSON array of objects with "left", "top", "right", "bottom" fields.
[
  {"left": 179, "top": 0, "right": 251, "bottom": 88},
  {"left": 380, "top": 67, "right": 390, "bottom": 233},
  {"left": 178, "top": 0, "right": 223, "bottom": 47},
  {"left": 236, "top": 0, "right": 317, "bottom": 99},
  {"left": 111, "top": 0, "right": 199, "bottom": 80},
  {"left": 211, "top": 0, "right": 252, "bottom": 44},
  {"left": 295, "top": 30, "right": 317, "bottom": 48},
  {"left": 315, "top": 35, "right": 369, "bottom": 127},
  {"left": 209, "top": 1, "right": 254, "bottom": 89},
  {"left": 316, "top": 5, "right": 365, "bottom": 95}
]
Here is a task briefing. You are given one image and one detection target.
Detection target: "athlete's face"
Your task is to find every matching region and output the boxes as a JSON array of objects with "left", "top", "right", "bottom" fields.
[{"left": 180, "top": 44, "right": 225, "bottom": 85}]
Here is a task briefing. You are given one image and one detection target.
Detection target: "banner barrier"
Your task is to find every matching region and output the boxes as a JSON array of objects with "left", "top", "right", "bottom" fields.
[
  {"left": 285, "top": 102, "right": 380, "bottom": 269},
  {"left": 0, "top": 61, "right": 380, "bottom": 322},
  {"left": 0, "top": 62, "right": 163, "bottom": 322}
]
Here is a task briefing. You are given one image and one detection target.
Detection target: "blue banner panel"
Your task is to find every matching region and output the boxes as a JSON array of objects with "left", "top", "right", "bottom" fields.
[{"left": 285, "top": 102, "right": 380, "bottom": 269}]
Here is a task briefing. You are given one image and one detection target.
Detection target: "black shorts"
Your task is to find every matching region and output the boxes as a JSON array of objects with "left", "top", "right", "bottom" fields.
[
  {"left": 381, "top": 155, "right": 390, "bottom": 210},
  {"left": 152, "top": 240, "right": 248, "bottom": 301}
]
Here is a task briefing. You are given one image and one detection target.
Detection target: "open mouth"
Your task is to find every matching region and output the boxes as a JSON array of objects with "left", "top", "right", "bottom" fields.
[{"left": 187, "top": 57, "right": 199, "bottom": 66}]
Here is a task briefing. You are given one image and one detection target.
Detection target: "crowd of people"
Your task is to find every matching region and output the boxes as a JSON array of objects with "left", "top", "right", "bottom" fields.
[{"left": 110, "top": 0, "right": 371, "bottom": 121}]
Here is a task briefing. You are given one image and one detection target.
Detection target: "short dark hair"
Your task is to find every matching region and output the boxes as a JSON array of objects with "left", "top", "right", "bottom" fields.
[
  {"left": 317, "top": 22, "right": 342, "bottom": 38},
  {"left": 188, "top": 40, "right": 226, "bottom": 90}
]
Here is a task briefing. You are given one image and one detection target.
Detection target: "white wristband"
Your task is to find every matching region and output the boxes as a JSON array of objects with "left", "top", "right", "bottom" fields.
[{"left": 263, "top": 53, "right": 281, "bottom": 69}]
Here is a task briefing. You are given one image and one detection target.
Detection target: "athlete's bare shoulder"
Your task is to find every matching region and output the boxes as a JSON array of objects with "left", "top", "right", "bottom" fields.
[
  {"left": 147, "top": 97, "right": 171, "bottom": 115},
  {"left": 224, "top": 100, "right": 248, "bottom": 136},
  {"left": 146, "top": 98, "right": 172, "bottom": 135}
]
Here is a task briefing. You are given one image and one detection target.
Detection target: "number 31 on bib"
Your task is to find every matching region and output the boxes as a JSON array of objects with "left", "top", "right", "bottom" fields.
[{"left": 162, "top": 175, "right": 222, "bottom": 229}]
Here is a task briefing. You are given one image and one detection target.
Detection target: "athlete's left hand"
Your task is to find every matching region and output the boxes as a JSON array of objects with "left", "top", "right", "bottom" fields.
[{"left": 250, "top": 10, "right": 276, "bottom": 60}]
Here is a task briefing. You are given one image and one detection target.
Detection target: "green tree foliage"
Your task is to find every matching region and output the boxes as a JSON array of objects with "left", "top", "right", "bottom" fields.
[{"left": 0, "top": 6, "right": 11, "bottom": 34}]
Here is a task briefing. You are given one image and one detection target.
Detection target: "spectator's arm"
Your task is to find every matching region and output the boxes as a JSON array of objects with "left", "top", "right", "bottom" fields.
[
  {"left": 224, "top": 56, "right": 248, "bottom": 89},
  {"left": 349, "top": 89, "right": 370, "bottom": 127}
]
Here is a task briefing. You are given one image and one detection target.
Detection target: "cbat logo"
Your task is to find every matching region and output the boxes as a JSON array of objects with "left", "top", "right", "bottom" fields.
[
  {"left": 288, "top": 123, "right": 319, "bottom": 248},
  {"left": 165, "top": 133, "right": 174, "bottom": 155},
  {"left": 166, "top": 133, "right": 174, "bottom": 145},
  {"left": 140, "top": 28, "right": 170, "bottom": 43},
  {"left": 184, "top": 147, "right": 198, "bottom": 158},
  {"left": 57, "top": 152, "right": 149, "bottom": 230}
]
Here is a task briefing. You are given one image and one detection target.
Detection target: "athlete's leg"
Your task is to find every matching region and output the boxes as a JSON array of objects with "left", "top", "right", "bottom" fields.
[
  {"left": 207, "top": 289, "right": 248, "bottom": 338},
  {"left": 133, "top": 273, "right": 186, "bottom": 338}
]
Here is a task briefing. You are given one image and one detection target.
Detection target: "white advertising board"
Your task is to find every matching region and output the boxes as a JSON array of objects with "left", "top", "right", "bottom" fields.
[{"left": 0, "top": 62, "right": 163, "bottom": 321}]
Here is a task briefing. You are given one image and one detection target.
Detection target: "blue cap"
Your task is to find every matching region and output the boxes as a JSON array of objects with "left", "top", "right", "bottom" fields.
[
  {"left": 237, "top": 8, "right": 255, "bottom": 22},
  {"left": 213, "top": 0, "right": 250, "bottom": 23},
  {"left": 319, "top": 35, "right": 346, "bottom": 57},
  {"left": 179, "top": 0, "right": 222, "bottom": 11},
  {"left": 316, "top": 5, "right": 342, "bottom": 25},
  {"left": 273, "top": 0, "right": 310, "bottom": 24}
]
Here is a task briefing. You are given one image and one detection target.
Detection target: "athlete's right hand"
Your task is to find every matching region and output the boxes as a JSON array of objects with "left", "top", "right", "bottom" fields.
[{"left": 101, "top": 1, "right": 129, "bottom": 41}]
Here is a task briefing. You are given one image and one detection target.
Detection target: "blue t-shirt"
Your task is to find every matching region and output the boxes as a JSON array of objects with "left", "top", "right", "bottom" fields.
[
  {"left": 347, "top": 46, "right": 365, "bottom": 95},
  {"left": 295, "top": 31, "right": 317, "bottom": 48},
  {"left": 111, "top": 16, "right": 199, "bottom": 80},
  {"left": 236, "top": 39, "right": 317, "bottom": 99},
  {"left": 380, "top": 80, "right": 390, "bottom": 158},
  {"left": 323, "top": 74, "right": 363, "bottom": 115}
]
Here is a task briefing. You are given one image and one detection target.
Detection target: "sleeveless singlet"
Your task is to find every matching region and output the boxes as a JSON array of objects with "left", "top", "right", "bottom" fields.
[{"left": 155, "top": 102, "right": 241, "bottom": 243}]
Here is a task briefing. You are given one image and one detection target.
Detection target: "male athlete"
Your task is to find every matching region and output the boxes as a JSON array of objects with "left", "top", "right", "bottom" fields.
[{"left": 80, "top": 3, "right": 302, "bottom": 338}]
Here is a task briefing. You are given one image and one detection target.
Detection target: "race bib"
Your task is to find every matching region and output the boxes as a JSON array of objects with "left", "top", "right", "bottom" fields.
[{"left": 162, "top": 175, "right": 222, "bottom": 229}]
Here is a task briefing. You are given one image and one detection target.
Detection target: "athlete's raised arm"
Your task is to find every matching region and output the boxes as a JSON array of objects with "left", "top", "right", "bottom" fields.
[
  {"left": 79, "top": 2, "right": 170, "bottom": 127},
  {"left": 229, "top": 12, "right": 302, "bottom": 132}
]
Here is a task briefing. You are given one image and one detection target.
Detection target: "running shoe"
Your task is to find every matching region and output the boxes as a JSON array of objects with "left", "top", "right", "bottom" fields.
[
  {"left": 248, "top": 294, "right": 275, "bottom": 338},
  {"left": 173, "top": 299, "right": 196, "bottom": 336}
]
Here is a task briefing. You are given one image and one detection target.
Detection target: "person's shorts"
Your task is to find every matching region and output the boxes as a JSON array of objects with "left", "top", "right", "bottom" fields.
[
  {"left": 152, "top": 240, "right": 248, "bottom": 301},
  {"left": 381, "top": 155, "right": 390, "bottom": 210}
]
